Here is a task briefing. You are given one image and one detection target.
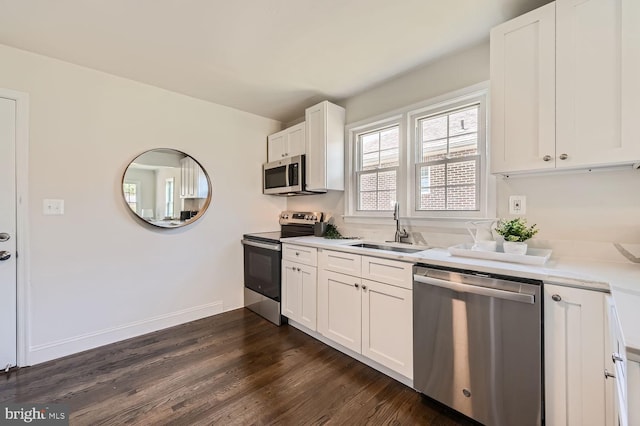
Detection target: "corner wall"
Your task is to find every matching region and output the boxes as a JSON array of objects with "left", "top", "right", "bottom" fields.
[{"left": 0, "top": 44, "right": 285, "bottom": 364}]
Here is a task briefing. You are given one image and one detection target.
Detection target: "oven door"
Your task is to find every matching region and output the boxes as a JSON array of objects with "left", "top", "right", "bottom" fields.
[{"left": 242, "top": 239, "right": 281, "bottom": 301}]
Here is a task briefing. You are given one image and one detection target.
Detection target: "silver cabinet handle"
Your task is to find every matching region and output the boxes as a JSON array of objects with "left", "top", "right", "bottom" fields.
[
  {"left": 612, "top": 353, "right": 623, "bottom": 363},
  {"left": 0, "top": 233, "right": 9, "bottom": 242},
  {"left": 559, "top": 153, "right": 568, "bottom": 160},
  {"left": 0, "top": 251, "right": 11, "bottom": 261},
  {"left": 604, "top": 369, "right": 616, "bottom": 379},
  {"left": 543, "top": 155, "right": 552, "bottom": 162},
  {"left": 551, "top": 294, "right": 562, "bottom": 302}
]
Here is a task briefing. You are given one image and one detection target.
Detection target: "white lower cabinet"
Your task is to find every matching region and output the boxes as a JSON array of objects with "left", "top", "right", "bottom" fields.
[
  {"left": 282, "top": 260, "right": 317, "bottom": 331},
  {"left": 317, "top": 269, "right": 361, "bottom": 352},
  {"left": 361, "top": 278, "right": 412, "bottom": 379},
  {"left": 281, "top": 244, "right": 318, "bottom": 331},
  {"left": 317, "top": 250, "right": 413, "bottom": 379},
  {"left": 606, "top": 296, "right": 640, "bottom": 426},
  {"left": 544, "top": 284, "right": 610, "bottom": 425}
]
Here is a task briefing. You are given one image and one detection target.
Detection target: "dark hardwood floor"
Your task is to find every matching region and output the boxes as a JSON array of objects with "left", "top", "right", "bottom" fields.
[{"left": 1, "top": 309, "right": 475, "bottom": 425}]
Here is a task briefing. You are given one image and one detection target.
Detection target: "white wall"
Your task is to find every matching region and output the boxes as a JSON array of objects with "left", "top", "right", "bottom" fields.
[
  {"left": 288, "top": 40, "right": 640, "bottom": 245},
  {"left": 0, "top": 44, "right": 285, "bottom": 364}
]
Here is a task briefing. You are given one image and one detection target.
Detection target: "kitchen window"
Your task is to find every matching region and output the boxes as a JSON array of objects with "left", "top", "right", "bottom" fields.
[
  {"left": 415, "top": 104, "right": 480, "bottom": 211},
  {"left": 345, "top": 82, "right": 492, "bottom": 222},
  {"left": 356, "top": 125, "right": 400, "bottom": 211}
]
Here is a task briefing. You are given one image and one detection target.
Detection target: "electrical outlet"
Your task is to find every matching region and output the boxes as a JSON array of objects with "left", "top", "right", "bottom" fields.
[
  {"left": 509, "top": 195, "right": 526, "bottom": 215},
  {"left": 43, "top": 199, "right": 64, "bottom": 215}
]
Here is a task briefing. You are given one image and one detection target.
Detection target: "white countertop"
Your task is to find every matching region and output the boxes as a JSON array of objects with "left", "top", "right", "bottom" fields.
[{"left": 283, "top": 236, "right": 640, "bottom": 361}]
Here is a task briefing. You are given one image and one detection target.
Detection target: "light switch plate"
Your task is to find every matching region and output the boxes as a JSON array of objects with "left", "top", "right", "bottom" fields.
[
  {"left": 509, "top": 195, "right": 526, "bottom": 215},
  {"left": 43, "top": 199, "right": 64, "bottom": 215}
]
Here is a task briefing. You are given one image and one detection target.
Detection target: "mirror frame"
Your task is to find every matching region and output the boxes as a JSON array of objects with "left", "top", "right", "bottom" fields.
[{"left": 121, "top": 148, "right": 212, "bottom": 229}]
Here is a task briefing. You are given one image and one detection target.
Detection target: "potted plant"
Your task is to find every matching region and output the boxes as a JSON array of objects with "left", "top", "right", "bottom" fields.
[{"left": 494, "top": 218, "right": 539, "bottom": 255}]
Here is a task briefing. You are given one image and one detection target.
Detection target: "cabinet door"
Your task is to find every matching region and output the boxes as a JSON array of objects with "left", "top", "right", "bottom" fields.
[
  {"left": 281, "top": 260, "right": 301, "bottom": 321},
  {"left": 361, "top": 279, "right": 412, "bottom": 379},
  {"left": 317, "top": 269, "right": 361, "bottom": 353},
  {"left": 490, "top": 2, "right": 556, "bottom": 174},
  {"left": 305, "top": 101, "right": 345, "bottom": 192},
  {"left": 298, "top": 264, "right": 317, "bottom": 331},
  {"left": 286, "top": 122, "right": 305, "bottom": 158},
  {"left": 267, "top": 130, "right": 287, "bottom": 162},
  {"left": 545, "top": 284, "right": 606, "bottom": 425},
  {"left": 556, "top": 0, "right": 640, "bottom": 167},
  {"left": 621, "top": 0, "right": 640, "bottom": 158}
]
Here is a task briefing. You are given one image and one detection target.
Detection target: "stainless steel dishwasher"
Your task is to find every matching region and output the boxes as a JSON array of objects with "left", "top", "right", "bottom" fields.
[{"left": 413, "top": 265, "right": 543, "bottom": 426}]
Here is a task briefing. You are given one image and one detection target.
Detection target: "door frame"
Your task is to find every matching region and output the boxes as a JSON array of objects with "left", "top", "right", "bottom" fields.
[{"left": 1, "top": 88, "right": 30, "bottom": 367}]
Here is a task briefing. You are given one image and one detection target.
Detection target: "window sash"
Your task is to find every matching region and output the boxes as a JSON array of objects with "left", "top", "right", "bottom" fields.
[
  {"left": 415, "top": 155, "right": 480, "bottom": 211},
  {"left": 356, "top": 166, "right": 398, "bottom": 211}
]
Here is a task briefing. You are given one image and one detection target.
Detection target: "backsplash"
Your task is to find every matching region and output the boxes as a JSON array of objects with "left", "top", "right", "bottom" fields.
[{"left": 286, "top": 167, "right": 640, "bottom": 255}]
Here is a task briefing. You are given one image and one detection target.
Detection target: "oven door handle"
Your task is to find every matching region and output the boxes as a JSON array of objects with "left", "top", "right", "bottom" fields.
[
  {"left": 413, "top": 274, "right": 535, "bottom": 304},
  {"left": 241, "top": 239, "right": 281, "bottom": 251}
]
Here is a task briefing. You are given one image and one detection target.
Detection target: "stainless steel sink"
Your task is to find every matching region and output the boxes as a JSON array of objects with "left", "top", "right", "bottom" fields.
[{"left": 348, "top": 242, "right": 425, "bottom": 254}]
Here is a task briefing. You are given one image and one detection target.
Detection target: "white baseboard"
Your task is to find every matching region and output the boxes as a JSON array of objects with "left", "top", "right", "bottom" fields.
[{"left": 27, "top": 301, "right": 224, "bottom": 365}]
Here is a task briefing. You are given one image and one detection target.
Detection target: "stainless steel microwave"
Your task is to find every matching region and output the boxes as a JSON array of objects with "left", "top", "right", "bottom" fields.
[{"left": 263, "top": 155, "right": 308, "bottom": 195}]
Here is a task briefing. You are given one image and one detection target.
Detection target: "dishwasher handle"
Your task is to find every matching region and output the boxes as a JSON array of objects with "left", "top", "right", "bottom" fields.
[{"left": 413, "top": 274, "right": 535, "bottom": 305}]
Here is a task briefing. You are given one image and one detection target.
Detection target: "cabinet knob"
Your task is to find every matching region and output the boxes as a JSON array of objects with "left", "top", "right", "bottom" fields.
[
  {"left": 612, "top": 353, "right": 623, "bottom": 363},
  {"left": 543, "top": 155, "right": 552, "bottom": 162},
  {"left": 604, "top": 369, "right": 616, "bottom": 379},
  {"left": 551, "top": 294, "right": 562, "bottom": 302},
  {"left": 354, "top": 283, "right": 359, "bottom": 289},
  {"left": 559, "top": 153, "right": 568, "bottom": 160},
  {"left": 362, "top": 285, "right": 367, "bottom": 291},
  {"left": 295, "top": 252, "right": 299, "bottom": 256}
]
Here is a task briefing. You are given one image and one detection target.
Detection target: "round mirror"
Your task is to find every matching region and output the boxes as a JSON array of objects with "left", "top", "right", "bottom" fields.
[{"left": 121, "top": 148, "right": 211, "bottom": 228}]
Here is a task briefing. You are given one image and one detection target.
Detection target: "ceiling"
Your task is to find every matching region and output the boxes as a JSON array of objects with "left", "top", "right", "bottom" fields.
[{"left": 0, "top": 0, "right": 551, "bottom": 123}]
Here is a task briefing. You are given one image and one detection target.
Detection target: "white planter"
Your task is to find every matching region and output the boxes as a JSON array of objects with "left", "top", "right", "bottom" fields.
[{"left": 503, "top": 241, "right": 528, "bottom": 255}]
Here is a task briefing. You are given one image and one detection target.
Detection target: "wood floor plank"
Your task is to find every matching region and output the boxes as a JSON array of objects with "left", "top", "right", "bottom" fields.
[{"left": 0, "top": 308, "right": 476, "bottom": 425}]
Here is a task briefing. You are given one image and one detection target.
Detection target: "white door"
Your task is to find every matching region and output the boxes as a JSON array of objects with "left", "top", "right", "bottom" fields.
[{"left": 0, "top": 96, "right": 17, "bottom": 370}]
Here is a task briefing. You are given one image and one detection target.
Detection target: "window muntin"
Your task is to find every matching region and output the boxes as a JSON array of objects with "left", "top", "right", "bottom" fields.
[
  {"left": 356, "top": 125, "right": 399, "bottom": 211},
  {"left": 416, "top": 104, "right": 480, "bottom": 211}
]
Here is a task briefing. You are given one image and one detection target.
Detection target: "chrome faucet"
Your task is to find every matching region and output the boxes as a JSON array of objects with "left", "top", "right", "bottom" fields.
[{"left": 393, "top": 202, "right": 409, "bottom": 243}]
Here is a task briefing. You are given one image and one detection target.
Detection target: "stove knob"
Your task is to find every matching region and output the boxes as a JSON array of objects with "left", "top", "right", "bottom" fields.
[{"left": 312, "top": 215, "right": 317, "bottom": 221}]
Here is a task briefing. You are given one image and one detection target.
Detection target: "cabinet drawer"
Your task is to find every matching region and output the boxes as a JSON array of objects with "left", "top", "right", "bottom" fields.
[
  {"left": 282, "top": 244, "right": 317, "bottom": 266},
  {"left": 361, "top": 256, "right": 412, "bottom": 289},
  {"left": 319, "top": 250, "right": 361, "bottom": 276}
]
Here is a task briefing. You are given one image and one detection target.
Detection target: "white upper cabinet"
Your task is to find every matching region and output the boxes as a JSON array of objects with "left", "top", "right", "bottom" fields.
[
  {"left": 305, "top": 101, "right": 345, "bottom": 192},
  {"left": 556, "top": 0, "right": 640, "bottom": 168},
  {"left": 267, "top": 122, "right": 305, "bottom": 162},
  {"left": 180, "top": 156, "right": 208, "bottom": 199},
  {"left": 491, "top": 0, "right": 640, "bottom": 174},
  {"left": 490, "top": 2, "right": 556, "bottom": 174}
]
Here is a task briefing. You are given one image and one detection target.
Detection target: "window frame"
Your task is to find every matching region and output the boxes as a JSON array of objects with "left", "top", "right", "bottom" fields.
[
  {"left": 346, "top": 115, "right": 405, "bottom": 218},
  {"left": 409, "top": 95, "right": 488, "bottom": 219},
  {"left": 344, "top": 82, "right": 494, "bottom": 224}
]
